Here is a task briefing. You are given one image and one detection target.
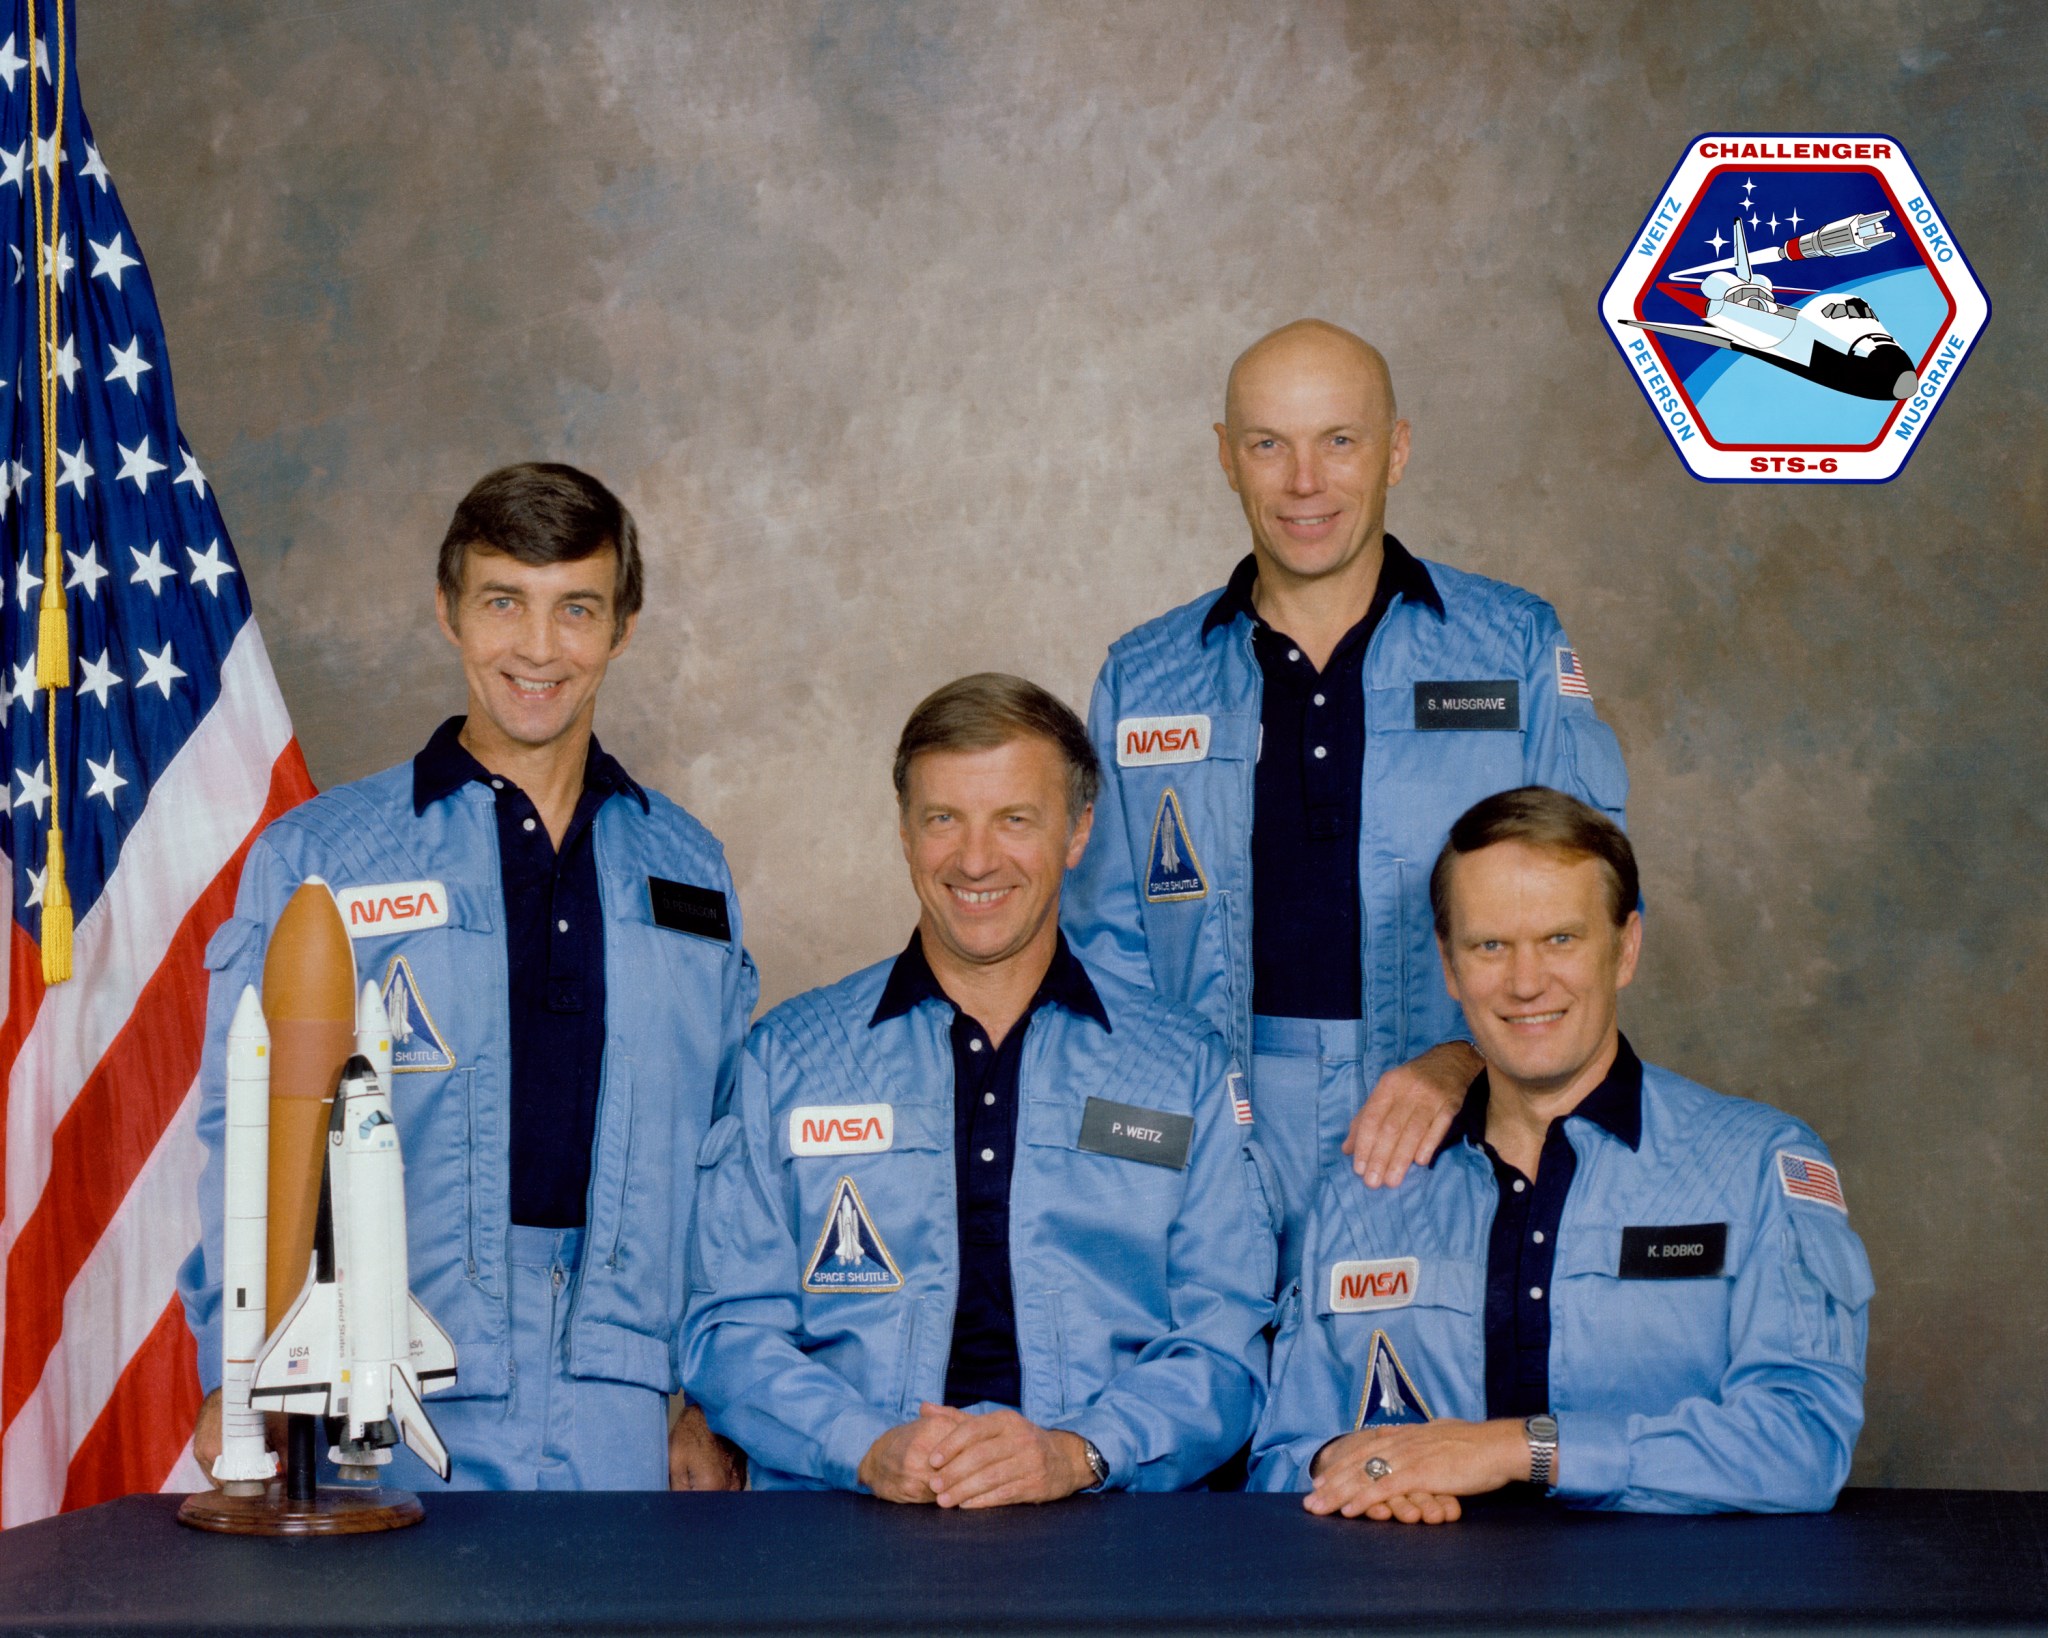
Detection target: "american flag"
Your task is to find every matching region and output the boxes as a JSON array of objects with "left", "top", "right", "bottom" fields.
[
  {"left": 1227, "top": 1070, "right": 1251, "bottom": 1126},
  {"left": 0, "top": 0, "right": 312, "bottom": 1524},
  {"left": 1556, "top": 645, "right": 1593, "bottom": 699},
  {"left": 1777, "top": 1151, "right": 1848, "bottom": 1213}
]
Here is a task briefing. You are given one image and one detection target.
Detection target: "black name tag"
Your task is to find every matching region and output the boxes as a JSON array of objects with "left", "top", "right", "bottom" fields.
[
  {"left": 648, "top": 877, "right": 732, "bottom": 943},
  {"left": 1076, "top": 1097, "right": 1193, "bottom": 1170},
  {"left": 1619, "top": 1223, "right": 1727, "bottom": 1279},
  {"left": 1414, "top": 680, "right": 1521, "bottom": 731}
]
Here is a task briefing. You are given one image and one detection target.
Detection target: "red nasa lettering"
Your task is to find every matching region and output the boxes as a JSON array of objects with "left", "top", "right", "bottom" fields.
[
  {"left": 1123, "top": 725, "right": 1203, "bottom": 758},
  {"left": 348, "top": 889, "right": 443, "bottom": 928},
  {"left": 801, "top": 1116, "right": 886, "bottom": 1146},
  {"left": 1338, "top": 1268, "right": 1411, "bottom": 1303}
]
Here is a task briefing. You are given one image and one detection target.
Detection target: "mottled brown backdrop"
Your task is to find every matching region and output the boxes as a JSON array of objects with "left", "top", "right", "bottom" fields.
[{"left": 83, "top": 1, "right": 2046, "bottom": 1488}]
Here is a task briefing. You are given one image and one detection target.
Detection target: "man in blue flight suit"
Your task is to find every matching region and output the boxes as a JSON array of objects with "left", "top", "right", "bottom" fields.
[
  {"left": 1063, "top": 320, "right": 1630, "bottom": 1288},
  {"left": 1250, "top": 787, "right": 1872, "bottom": 1518},
  {"left": 179, "top": 463, "right": 757, "bottom": 1490},
  {"left": 684, "top": 675, "right": 1272, "bottom": 1503}
]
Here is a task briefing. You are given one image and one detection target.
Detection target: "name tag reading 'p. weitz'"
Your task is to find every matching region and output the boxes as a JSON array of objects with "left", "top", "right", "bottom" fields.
[
  {"left": 1413, "top": 680, "right": 1520, "bottom": 732},
  {"left": 1077, "top": 1097, "right": 1193, "bottom": 1170}
]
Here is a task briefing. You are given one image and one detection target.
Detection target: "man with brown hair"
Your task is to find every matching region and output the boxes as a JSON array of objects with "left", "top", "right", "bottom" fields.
[
  {"left": 1250, "top": 786, "right": 1872, "bottom": 1519},
  {"left": 180, "top": 462, "right": 756, "bottom": 1491},
  {"left": 684, "top": 673, "right": 1271, "bottom": 1503}
]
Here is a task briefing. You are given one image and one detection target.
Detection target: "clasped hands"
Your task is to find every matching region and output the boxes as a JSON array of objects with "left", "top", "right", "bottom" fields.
[
  {"left": 859, "top": 1404, "right": 1096, "bottom": 1508},
  {"left": 1305, "top": 1418, "right": 1533, "bottom": 1525}
]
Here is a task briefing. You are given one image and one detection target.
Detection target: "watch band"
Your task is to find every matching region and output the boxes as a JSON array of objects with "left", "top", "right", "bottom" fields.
[
  {"left": 1081, "top": 1438, "right": 1110, "bottom": 1491},
  {"left": 1524, "top": 1415, "right": 1559, "bottom": 1488}
]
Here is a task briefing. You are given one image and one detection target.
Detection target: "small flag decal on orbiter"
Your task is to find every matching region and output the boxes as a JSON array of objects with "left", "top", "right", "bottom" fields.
[
  {"left": 381, "top": 956, "right": 456, "bottom": 1073},
  {"left": 802, "top": 1176, "right": 904, "bottom": 1294}
]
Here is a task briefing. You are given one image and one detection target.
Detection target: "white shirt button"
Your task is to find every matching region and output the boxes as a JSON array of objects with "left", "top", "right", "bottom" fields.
[
  {"left": 1313, "top": 693, "right": 1326, "bottom": 706},
  {"left": 1530, "top": 1286, "right": 1545, "bottom": 1301},
  {"left": 1287, "top": 648, "right": 1301, "bottom": 662},
  {"left": 1512, "top": 1178, "right": 1527, "bottom": 1193},
  {"left": 968, "top": 1038, "right": 983, "bottom": 1053},
  {"left": 980, "top": 1148, "right": 995, "bottom": 1163},
  {"left": 1532, "top": 1230, "right": 1545, "bottom": 1244},
  {"left": 557, "top": 919, "right": 568, "bottom": 933},
  {"left": 522, "top": 817, "right": 537, "bottom": 832},
  {"left": 490, "top": 778, "right": 504, "bottom": 790},
  {"left": 984, "top": 1092, "right": 996, "bottom": 1106},
  {"left": 1313, "top": 746, "right": 1327, "bottom": 759}
]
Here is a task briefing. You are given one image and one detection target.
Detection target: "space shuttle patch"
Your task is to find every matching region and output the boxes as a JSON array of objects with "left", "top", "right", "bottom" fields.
[
  {"left": 380, "top": 956, "right": 456, "bottom": 1073},
  {"left": 801, "top": 1176, "right": 903, "bottom": 1294},
  {"left": 1354, "top": 1330, "right": 1433, "bottom": 1430},
  {"left": 1144, "top": 787, "right": 1207, "bottom": 902}
]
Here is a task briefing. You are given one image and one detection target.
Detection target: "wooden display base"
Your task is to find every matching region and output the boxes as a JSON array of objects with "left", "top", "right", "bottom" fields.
[{"left": 176, "top": 1480, "right": 424, "bottom": 1536}]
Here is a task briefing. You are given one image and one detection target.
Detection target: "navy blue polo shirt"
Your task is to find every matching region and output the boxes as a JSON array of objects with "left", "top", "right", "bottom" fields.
[
  {"left": 1446, "top": 1036, "right": 1645, "bottom": 1419},
  {"left": 1201, "top": 536, "right": 1443, "bottom": 1019},
  {"left": 870, "top": 928, "right": 1111, "bottom": 1409},
  {"left": 413, "top": 716, "right": 647, "bottom": 1230}
]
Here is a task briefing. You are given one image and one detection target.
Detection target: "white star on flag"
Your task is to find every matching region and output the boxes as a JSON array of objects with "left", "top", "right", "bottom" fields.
[
  {"left": 39, "top": 230, "right": 72, "bottom": 291},
  {"left": 65, "top": 542, "right": 108, "bottom": 600},
  {"left": 135, "top": 641, "right": 186, "bottom": 698},
  {"left": 105, "top": 336, "right": 150, "bottom": 393},
  {"left": 116, "top": 435, "right": 166, "bottom": 492},
  {"left": 13, "top": 757, "right": 49, "bottom": 818},
  {"left": 89, "top": 232, "right": 138, "bottom": 291},
  {"left": 11, "top": 457, "right": 28, "bottom": 501},
  {"left": 33, "top": 129, "right": 62, "bottom": 182},
  {"left": 24, "top": 862, "right": 44, "bottom": 908},
  {"left": 33, "top": 35, "right": 46, "bottom": 80},
  {"left": 85, "top": 751, "right": 128, "bottom": 808},
  {"left": 81, "top": 140, "right": 109, "bottom": 190},
  {"left": 129, "top": 541, "right": 175, "bottom": 595},
  {"left": 174, "top": 447, "right": 206, "bottom": 499},
  {"left": 57, "top": 439, "right": 95, "bottom": 497},
  {"left": 77, "top": 649, "right": 122, "bottom": 707},
  {"left": 14, "top": 552, "right": 39, "bottom": 610},
  {"left": 8, "top": 655, "right": 37, "bottom": 708},
  {"left": 50, "top": 333, "right": 78, "bottom": 391},
  {"left": 0, "top": 142, "right": 23, "bottom": 193},
  {"left": 0, "top": 33, "right": 25, "bottom": 91},
  {"left": 186, "top": 538, "right": 236, "bottom": 595}
]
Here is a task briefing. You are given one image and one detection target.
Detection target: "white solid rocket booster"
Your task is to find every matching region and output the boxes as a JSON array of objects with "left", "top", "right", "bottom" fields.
[{"left": 212, "top": 984, "right": 278, "bottom": 1487}]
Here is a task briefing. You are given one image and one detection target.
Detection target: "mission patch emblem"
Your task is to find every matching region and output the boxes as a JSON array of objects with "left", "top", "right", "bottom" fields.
[{"left": 1600, "top": 134, "right": 1986, "bottom": 482}]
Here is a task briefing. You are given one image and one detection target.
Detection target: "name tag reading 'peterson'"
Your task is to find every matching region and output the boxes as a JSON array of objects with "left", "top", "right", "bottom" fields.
[
  {"left": 1619, "top": 1223, "right": 1728, "bottom": 1279},
  {"left": 648, "top": 877, "right": 732, "bottom": 943},
  {"left": 1077, "top": 1097, "right": 1193, "bottom": 1170},
  {"left": 1413, "top": 681, "right": 1520, "bottom": 732}
]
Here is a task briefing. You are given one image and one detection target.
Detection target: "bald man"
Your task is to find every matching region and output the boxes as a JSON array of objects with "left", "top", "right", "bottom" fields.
[{"left": 1063, "top": 320, "right": 1629, "bottom": 1292}]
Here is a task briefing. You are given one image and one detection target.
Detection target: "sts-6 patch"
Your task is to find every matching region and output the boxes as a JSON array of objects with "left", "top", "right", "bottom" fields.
[
  {"left": 801, "top": 1176, "right": 903, "bottom": 1294},
  {"left": 1600, "top": 134, "right": 1987, "bottom": 482}
]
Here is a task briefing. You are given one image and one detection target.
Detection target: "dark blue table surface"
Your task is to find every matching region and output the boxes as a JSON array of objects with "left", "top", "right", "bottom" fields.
[{"left": 1, "top": 1487, "right": 2043, "bottom": 1636}]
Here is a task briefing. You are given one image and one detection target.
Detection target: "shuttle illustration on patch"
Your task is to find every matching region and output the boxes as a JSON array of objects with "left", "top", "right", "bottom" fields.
[
  {"left": 1145, "top": 788, "right": 1207, "bottom": 902},
  {"left": 1355, "top": 1330, "right": 1432, "bottom": 1430},
  {"left": 380, "top": 956, "right": 455, "bottom": 1073},
  {"left": 802, "top": 1176, "right": 903, "bottom": 1294},
  {"left": 1601, "top": 134, "right": 1986, "bottom": 482}
]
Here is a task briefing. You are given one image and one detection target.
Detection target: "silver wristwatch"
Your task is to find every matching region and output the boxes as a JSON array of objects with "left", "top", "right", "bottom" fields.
[
  {"left": 1524, "top": 1414, "right": 1559, "bottom": 1488},
  {"left": 1080, "top": 1438, "right": 1110, "bottom": 1491}
]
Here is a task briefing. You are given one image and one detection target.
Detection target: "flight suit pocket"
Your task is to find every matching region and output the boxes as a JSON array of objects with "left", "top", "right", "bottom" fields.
[
  {"left": 688, "top": 1114, "right": 747, "bottom": 1295},
  {"left": 203, "top": 914, "right": 264, "bottom": 974},
  {"left": 1784, "top": 1212, "right": 1874, "bottom": 1369}
]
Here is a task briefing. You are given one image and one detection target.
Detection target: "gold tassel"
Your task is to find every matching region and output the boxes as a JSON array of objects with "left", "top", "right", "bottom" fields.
[
  {"left": 40, "top": 821, "right": 72, "bottom": 983},
  {"left": 35, "top": 531, "right": 67, "bottom": 688}
]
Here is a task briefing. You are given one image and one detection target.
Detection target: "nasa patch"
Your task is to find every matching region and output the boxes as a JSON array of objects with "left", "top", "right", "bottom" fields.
[
  {"left": 1144, "top": 787, "right": 1207, "bottom": 903},
  {"left": 788, "top": 1103, "right": 894, "bottom": 1156},
  {"left": 1330, "top": 1257, "right": 1418, "bottom": 1313},
  {"left": 801, "top": 1176, "right": 903, "bottom": 1294},
  {"left": 1601, "top": 134, "right": 1987, "bottom": 482},
  {"left": 380, "top": 955, "right": 456, "bottom": 1073},
  {"left": 335, "top": 880, "right": 448, "bottom": 939},
  {"left": 1116, "top": 714, "right": 1209, "bottom": 767},
  {"left": 1354, "top": 1329, "right": 1432, "bottom": 1429}
]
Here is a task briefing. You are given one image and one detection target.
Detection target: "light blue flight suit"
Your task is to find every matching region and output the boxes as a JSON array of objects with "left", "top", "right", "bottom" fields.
[
  {"left": 1063, "top": 555, "right": 1629, "bottom": 1281},
  {"left": 1249, "top": 1060, "right": 1874, "bottom": 1512},
  {"left": 177, "top": 755, "right": 757, "bottom": 1489},
  {"left": 682, "top": 951, "right": 1274, "bottom": 1491}
]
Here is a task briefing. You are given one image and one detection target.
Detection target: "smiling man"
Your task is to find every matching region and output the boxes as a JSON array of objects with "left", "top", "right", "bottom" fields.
[
  {"left": 1064, "top": 320, "right": 1630, "bottom": 1292},
  {"left": 180, "top": 463, "right": 757, "bottom": 1491},
  {"left": 684, "top": 674, "right": 1271, "bottom": 1502},
  {"left": 1249, "top": 787, "right": 1872, "bottom": 1519}
]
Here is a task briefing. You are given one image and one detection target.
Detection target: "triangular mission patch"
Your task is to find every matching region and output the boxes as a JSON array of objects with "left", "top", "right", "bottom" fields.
[
  {"left": 381, "top": 955, "right": 456, "bottom": 1073},
  {"left": 1145, "top": 787, "right": 1207, "bottom": 902},
  {"left": 1354, "top": 1329, "right": 1432, "bottom": 1429},
  {"left": 801, "top": 1176, "right": 903, "bottom": 1294}
]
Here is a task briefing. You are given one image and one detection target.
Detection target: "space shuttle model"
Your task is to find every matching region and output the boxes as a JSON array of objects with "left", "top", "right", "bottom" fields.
[{"left": 210, "top": 877, "right": 457, "bottom": 1491}]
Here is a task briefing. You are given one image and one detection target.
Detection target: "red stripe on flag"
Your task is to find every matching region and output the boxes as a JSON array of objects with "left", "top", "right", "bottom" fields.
[
  {"left": 0, "top": 919, "right": 52, "bottom": 1222},
  {"left": 1, "top": 743, "right": 314, "bottom": 1433},
  {"left": 57, "top": 1293, "right": 201, "bottom": 1513}
]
